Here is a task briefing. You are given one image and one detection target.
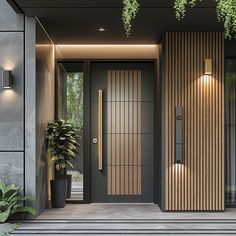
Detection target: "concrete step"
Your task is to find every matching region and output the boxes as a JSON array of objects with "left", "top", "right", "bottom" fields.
[{"left": 11, "top": 219, "right": 236, "bottom": 235}]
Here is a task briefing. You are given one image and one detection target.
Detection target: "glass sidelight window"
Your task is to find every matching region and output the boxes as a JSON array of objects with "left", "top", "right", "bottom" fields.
[
  {"left": 225, "top": 58, "right": 236, "bottom": 206},
  {"left": 57, "top": 62, "right": 84, "bottom": 201}
]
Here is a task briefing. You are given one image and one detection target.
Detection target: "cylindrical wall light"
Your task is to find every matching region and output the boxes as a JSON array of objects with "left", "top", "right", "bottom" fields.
[
  {"left": 1, "top": 70, "right": 13, "bottom": 89},
  {"left": 204, "top": 59, "right": 212, "bottom": 75}
]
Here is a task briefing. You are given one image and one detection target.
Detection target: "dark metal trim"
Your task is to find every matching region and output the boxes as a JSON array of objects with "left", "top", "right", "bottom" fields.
[
  {"left": 23, "top": 15, "right": 26, "bottom": 200},
  {"left": 55, "top": 59, "right": 91, "bottom": 204},
  {"left": 153, "top": 59, "right": 159, "bottom": 205},
  {"left": 55, "top": 59, "right": 157, "bottom": 204},
  {"left": 6, "top": 0, "right": 23, "bottom": 13}
]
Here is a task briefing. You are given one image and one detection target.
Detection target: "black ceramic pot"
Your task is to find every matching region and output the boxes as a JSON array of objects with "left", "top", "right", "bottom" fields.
[
  {"left": 50, "top": 179, "right": 67, "bottom": 208},
  {"left": 66, "top": 174, "right": 72, "bottom": 199}
]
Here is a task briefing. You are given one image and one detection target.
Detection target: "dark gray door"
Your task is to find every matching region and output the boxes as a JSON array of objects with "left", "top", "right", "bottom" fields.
[{"left": 91, "top": 62, "right": 154, "bottom": 203}]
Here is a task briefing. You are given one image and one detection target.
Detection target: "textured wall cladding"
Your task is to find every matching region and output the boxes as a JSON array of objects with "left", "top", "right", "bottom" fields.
[
  {"left": 0, "top": 0, "right": 23, "bottom": 31},
  {"left": 163, "top": 32, "right": 224, "bottom": 211},
  {"left": 0, "top": 1, "right": 24, "bottom": 194},
  {"left": 0, "top": 33, "right": 24, "bottom": 150},
  {"left": 0, "top": 152, "right": 23, "bottom": 187}
]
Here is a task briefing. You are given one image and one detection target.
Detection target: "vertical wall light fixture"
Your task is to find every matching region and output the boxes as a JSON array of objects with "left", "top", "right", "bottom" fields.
[
  {"left": 1, "top": 70, "right": 13, "bottom": 89},
  {"left": 204, "top": 59, "right": 212, "bottom": 75},
  {"left": 175, "top": 106, "right": 183, "bottom": 164}
]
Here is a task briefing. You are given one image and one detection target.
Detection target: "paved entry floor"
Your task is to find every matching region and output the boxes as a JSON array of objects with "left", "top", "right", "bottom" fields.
[{"left": 12, "top": 204, "right": 236, "bottom": 235}]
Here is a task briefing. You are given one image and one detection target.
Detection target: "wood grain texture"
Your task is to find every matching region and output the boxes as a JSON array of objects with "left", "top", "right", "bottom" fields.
[
  {"left": 107, "top": 70, "right": 142, "bottom": 196},
  {"left": 163, "top": 32, "right": 224, "bottom": 211}
]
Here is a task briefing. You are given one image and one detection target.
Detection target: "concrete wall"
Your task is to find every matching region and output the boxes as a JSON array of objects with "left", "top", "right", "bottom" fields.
[
  {"left": 0, "top": 0, "right": 55, "bottom": 215},
  {"left": 0, "top": 0, "right": 24, "bottom": 188}
]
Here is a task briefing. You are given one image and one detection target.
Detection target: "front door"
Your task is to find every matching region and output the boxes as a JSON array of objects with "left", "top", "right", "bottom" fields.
[{"left": 91, "top": 62, "right": 154, "bottom": 202}]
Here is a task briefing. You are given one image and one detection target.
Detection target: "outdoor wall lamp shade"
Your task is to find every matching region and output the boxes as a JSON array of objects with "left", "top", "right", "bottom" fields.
[
  {"left": 1, "top": 70, "right": 13, "bottom": 88},
  {"left": 204, "top": 59, "right": 212, "bottom": 75}
]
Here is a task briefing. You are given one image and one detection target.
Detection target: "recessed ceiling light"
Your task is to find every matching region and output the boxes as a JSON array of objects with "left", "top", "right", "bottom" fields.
[{"left": 98, "top": 27, "right": 106, "bottom": 32}]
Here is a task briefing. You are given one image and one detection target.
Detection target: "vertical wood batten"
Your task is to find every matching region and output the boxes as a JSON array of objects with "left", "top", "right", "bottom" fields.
[
  {"left": 221, "top": 33, "right": 225, "bottom": 210},
  {"left": 181, "top": 32, "right": 185, "bottom": 211},
  {"left": 163, "top": 32, "right": 224, "bottom": 211},
  {"left": 164, "top": 32, "right": 169, "bottom": 210},
  {"left": 107, "top": 69, "right": 142, "bottom": 196},
  {"left": 212, "top": 32, "right": 216, "bottom": 211},
  {"left": 184, "top": 32, "right": 188, "bottom": 211}
]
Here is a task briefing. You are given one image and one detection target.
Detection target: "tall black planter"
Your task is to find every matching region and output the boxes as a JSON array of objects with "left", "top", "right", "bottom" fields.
[
  {"left": 66, "top": 174, "right": 72, "bottom": 199},
  {"left": 50, "top": 179, "right": 67, "bottom": 208}
]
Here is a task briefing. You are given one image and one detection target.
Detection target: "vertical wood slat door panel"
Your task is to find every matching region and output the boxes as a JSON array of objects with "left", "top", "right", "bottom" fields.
[
  {"left": 107, "top": 70, "right": 142, "bottom": 196},
  {"left": 163, "top": 32, "right": 224, "bottom": 211}
]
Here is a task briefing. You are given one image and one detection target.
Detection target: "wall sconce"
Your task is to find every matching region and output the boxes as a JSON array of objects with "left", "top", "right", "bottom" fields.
[
  {"left": 1, "top": 70, "right": 13, "bottom": 89},
  {"left": 175, "top": 106, "right": 183, "bottom": 164},
  {"left": 204, "top": 59, "right": 212, "bottom": 75}
]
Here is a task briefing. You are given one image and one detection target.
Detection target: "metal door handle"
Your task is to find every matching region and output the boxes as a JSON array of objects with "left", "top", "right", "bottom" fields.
[
  {"left": 92, "top": 138, "right": 98, "bottom": 144},
  {"left": 98, "top": 90, "right": 103, "bottom": 171}
]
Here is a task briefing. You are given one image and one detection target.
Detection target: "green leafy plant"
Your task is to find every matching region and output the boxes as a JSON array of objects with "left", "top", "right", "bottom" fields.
[
  {"left": 174, "top": 0, "right": 197, "bottom": 20},
  {"left": 122, "top": 0, "right": 140, "bottom": 37},
  {"left": 0, "top": 180, "right": 36, "bottom": 223},
  {"left": 122, "top": 0, "right": 236, "bottom": 39},
  {"left": 0, "top": 223, "right": 20, "bottom": 236},
  {"left": 46, "top": 119, "right": 79, "bottom": 172},
  {"left": 174, "top": 0, "right": 236, "bottom": 39},
  {"left": 217, "top": 0, "right": 236, "bottom": 39}
]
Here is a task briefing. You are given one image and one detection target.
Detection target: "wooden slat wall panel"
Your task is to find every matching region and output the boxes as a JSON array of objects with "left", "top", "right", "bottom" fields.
[
  {"left": 163, "top": 32, "right": 224, "bottom": 211},
  {"left": 107, "top": 70, "right": 142, "bottom": 195}
]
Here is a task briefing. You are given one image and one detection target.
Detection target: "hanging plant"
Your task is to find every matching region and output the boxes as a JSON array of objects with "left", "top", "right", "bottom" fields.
[
  {"left": 122, "top": 0, "right": 140, "bottom": 37},
  {"left": 174, "top": 0, "right": 236, "bottom": 39},
  {"left": 174, "top": 0, "right": 197, "bottom": 20},
  {"left": 217, "top": 0, "right": 236, "bottom": 39},
  {"left": 122, "top": 0, "right": 236, "bottom": 39}
]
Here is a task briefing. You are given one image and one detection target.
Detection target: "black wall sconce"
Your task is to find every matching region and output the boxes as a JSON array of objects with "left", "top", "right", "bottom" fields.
[
  {"left": 1, "top": 70, "right": 13, "bottom": 89},
  {"left": 175, "top": 106, "right": 183, "bottom": 164},
  {"left": 204, "top": 59, "right": 212, "bottom": 75}
]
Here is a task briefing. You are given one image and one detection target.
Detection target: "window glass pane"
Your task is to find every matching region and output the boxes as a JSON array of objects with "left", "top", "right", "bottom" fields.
[
  {"left": 66, "top": 72, "right": 83, "bottom": 201},
  {"left": 225, "top": 59, "right": 236, "bottom": 206},
  {"left": 57, "top": 62, "right": 84, "bottom": 201}
]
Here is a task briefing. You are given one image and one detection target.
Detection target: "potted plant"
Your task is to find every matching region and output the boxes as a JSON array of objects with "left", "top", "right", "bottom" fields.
[
  {"left": 46, "top": 119, "right": 79, "bottom": 207},
  {"left": 0, "top": 180, "right": 37, "bottom": 223}
]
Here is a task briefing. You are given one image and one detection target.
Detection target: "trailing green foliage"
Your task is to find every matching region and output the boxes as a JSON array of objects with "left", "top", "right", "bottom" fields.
[
  {"left": 122, "top": 0, "right": 139, "bottom": 37},
  {"left": 122, "top": 0, "right": 236, "bottom": 39},
  {"left": 46, "top": 119, "right": 80, "bottom": 171},
  {"left": 217, "top": 0, "right": 236, "bottom": 38},
  {"left": 174, "top": 0, "right": 198, "bottom": 20},
  {"left": 174, "top": 0, "right": 236, "bottom": 39},
  {"left": 0, "top": 180, "right": 36, "bottom": 223}
]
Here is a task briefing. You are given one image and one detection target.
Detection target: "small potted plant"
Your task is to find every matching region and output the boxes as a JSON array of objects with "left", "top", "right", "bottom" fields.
[
  {"left": 46, "top": 119, "right": 79, "bottom": 207},
  {"left": 0, "top": 180, "right": 37, "bottom": 223}
]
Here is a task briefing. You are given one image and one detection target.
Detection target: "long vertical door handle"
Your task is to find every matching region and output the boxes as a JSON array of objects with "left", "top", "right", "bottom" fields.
[{"left": 98, "top": 90, "right": 103, "bottom": 170}]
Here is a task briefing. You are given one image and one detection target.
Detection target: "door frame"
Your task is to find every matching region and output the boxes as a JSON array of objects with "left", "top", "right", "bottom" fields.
[{"left": 55, "top": 59, "right": 159, "bottom": 204}]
